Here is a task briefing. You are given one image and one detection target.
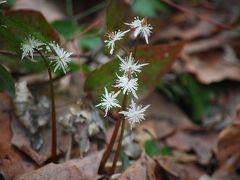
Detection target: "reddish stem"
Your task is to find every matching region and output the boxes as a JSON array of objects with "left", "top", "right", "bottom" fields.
[{"left": 98, "top": 115, "right": 122, "bottom": 174}]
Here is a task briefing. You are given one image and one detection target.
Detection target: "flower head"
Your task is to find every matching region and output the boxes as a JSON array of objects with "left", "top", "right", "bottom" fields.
[
  {"left": 20, "top": 36, "right": 43, "bottom": 60},
  {"left": 120, "top": 100, "right": 150, "bottom": 129},
  {"left": 96, "top": 87, "right": 121, "bottom": 116},
  {"left": 0, "top": 1, "right": 6, "bottom": 4},
  {"left": 48, "top": 42, "right": 72, "bottom": 74},
  {"left": 104, "top": 30, "right": 129, "bottom": 54},
  {"left": 125, "top": 17, "right": 152, "bottom": 44},
  {"left": 118, "top": 53, "right": 148, "bottom": 75},
  {"left": 114, "top": 74, "right": 138, "bottom": 98}
]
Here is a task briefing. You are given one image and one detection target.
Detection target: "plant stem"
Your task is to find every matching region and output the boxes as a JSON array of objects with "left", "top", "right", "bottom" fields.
[
  {"left": 48, "top": 67, "right": 57, "bottom": 162},
  {"left": 37, "top": 50, "right": 57, "bottom": 162},
  {"left": 109, "top": 118, "right": 125, "bottom": 174},
  {"left": 98, "top": 93, "right": 128, "bottom": 175},
  {"left": 98, "top": 115, "right": 122, "bottom": 174},
  {"left": 109, "top": 91, "right": 128, "bottom": 175}
]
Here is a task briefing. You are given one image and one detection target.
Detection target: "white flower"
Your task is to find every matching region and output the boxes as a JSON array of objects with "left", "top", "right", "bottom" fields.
[
  {"left": 96, "top": 87, "right": 121, "bottom": 116},
  {"left": 104, "top": 30, "right": 129, "bottom": 54},
  {"left": 118, "top": 53, "right": 148, "bottom": 75},
  {"left": 119, "top": 100, "right": 150, "bottom": 129},
  {"left": 48, "top": 42, "right": 72, "bottom": 74},
  {"left": 20, "top": 36, "right": 43, "bottom": 60},
  {"left": 125, "top": 17, "right": 152, "bottom": 44},
  {"left": 114, "top": 74, "right": 138, "bottom": 98},
  {"left": 0, "top": 1, "right": 6, "bottom": 4}
]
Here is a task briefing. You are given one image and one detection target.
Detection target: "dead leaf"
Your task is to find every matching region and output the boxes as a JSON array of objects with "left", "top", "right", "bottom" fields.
[
  {"left": 118, "top": 154, "right": 167, "bottom": 180},
  {"left": 0, "top": 93, "right": 34, "bottom": 179},
  {"left": 166, "top": 130, "right": 218, "bottom": 164},
  {"left": 217, "top": 120, "right": 240, "bottom": 173},
  {"left": 182, "top": 49, "right": 240, "bottom": 84},
  {"left": 157, "top": 156, "right": 204, "bottom": 180},
  {"left": 141, "top": 92, "right": 195, "bottom": 130},
  {"left": 11, "top": 118, "right": 71, "bottom": 165},
  {"left": 17, "top": 151, "right": 103, "bottom": 180}
]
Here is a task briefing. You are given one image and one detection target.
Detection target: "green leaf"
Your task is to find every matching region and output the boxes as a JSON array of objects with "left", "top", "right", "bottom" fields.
[
  {"left": 0, "top": 10, "right": 59, "bottom": 48},
  {"left": 133, "top": 0, "right": 168, "bottom": 17},
  {"left": 78, "top": 29, "right": 102, "bottom": 51},
  {"left": 144, "top": 139, "right": 158, "bottom": 157},
  {"left": 52, "top": 19, "right": 81, "bottom": 40},
  {"left": 84, "top": 43, "right": 184, "bottom": 101},
  {"left": 160, "top": 146, "right": 172, "bottom": 156},
  {"left": 0, "top": 64, "right": 15, "bottom": 97}
]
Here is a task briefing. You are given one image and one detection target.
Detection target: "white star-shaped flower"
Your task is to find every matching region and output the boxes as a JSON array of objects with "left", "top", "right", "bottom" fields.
[
  {"left": 118, "top": 53, "right": 148, "bottom": 75},
  {"left": 0, "top": 1, "right": 6, "bottom": 4},
  {"left": 48, "top": 42, "right": 72, "bottom": 74},
  {"left": 125, "top": 17, "right": 153, "bottom": 44},
  {"left": 104, "top": 30, "right": 129, "bottom": 54},
  {"left": 96, "top": 87, "right": 121, "bottom": 116},
  {"left": 120, "top": 100, "right": 150, "bottom": 129},
  {"left": 20, "top": 36, "right": 43, "bottom": 60},
  {"left": 114, "top": 74, "right": 138, "bottom": 99}
]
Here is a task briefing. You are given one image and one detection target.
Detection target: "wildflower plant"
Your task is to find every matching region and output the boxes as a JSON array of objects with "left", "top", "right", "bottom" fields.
[
  {"left": 20, "top": 35, "right": 73, "bottom": 162},
  {"left": 97, "top": 16, "right": 152, "bottom": 176}
]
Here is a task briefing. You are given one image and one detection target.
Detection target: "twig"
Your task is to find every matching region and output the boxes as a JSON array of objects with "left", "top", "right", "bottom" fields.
[
  {"left": 162, "top": 0, "right": 232, "bottom": 30},
  {"left": 0, "top": 49, "right": 91, "bottom": 59}
]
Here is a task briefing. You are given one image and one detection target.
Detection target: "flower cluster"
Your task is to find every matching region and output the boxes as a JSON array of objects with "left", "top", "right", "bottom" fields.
[
  {"left": 97, "top": 17, "right": 151, "bottom": 129},
  {"left": 105, "top": 17, "right": 152, "bottom": 55},
  {"left": 20, "top": 36, "right": 72, "bottom": 74}
]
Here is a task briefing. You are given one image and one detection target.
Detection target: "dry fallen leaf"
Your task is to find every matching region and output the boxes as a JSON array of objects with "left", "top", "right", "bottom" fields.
[
  {"left": 0, "top": 93, "right": 34, "bottom": 179},
  {"left": 217, "top": 120, "right": 240, "bottom": 173},
  {"left": 182, "top": 49, "right": 240, "bottom": 84},
  {"left": 17, "top": 151, "right": 103, "bottom": 180},
  {"left": 157, "top": 156, "right": 204, "bottom": 180},
  {"left": 166, "top": 130, "right": 218, "bottom": 165},
  {"left": 118, "top": 154, "right": 167, "bottom": 180},
  {"left": 11, "top": 118, "right": 71, "bottom": 165}
]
